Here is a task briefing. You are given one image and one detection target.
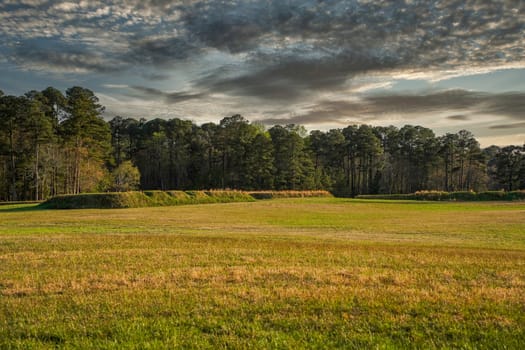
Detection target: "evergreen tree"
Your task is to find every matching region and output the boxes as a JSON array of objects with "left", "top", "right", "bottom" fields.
[
  {"left": 493, "top": 145, "right": 524, "bottom": 191},
  {"left": 1, "top": 85, "right": 524, "bottom": 199},
  {"left": 22, "top": 91, "right": 55, "bottom": 200},
  {"left": 61, "top": 87, "right": 111, "bottom": 193},
  {"left": 269, "top": 125, "right": 314, "bottom": 190},
  {"left": 245, "top": 132, "right": 275, "bottom": 190},
  {"left": 0, "top": 95, "right": 26, "bottom": 200}
]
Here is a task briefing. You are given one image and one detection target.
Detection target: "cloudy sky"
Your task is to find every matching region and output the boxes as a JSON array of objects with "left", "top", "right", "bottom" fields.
[{"left": 1, "top": 0, "right": 524, "bottom": 146}]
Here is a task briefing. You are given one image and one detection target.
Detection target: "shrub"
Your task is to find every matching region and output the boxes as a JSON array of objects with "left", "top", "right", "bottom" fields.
[
  {"left": 357, "top": 190, "right": 525, "bottom": 201},
  {"left": 112, "top": 161, "right": 141, "bottom": 192},
  {"left": 40, "top": 189, "right": 338, "bottom": 209},
  {"left": 185, "top": 191, "right": 215, "bottom": 203},
  {"left": 41, "top": 192, "right": 146, "bottom": 209},
  {"left": 414, "top": 190, "right": 450, "bottom": 201},
  {"left": 248, "top": 190, "right": 333, "bottom": 200},
  {"left": 40, "top": 190, "right": 255, "bottom": 209},
  {"left": 205, "top": 190, "right": 256, "bottom": 203}
]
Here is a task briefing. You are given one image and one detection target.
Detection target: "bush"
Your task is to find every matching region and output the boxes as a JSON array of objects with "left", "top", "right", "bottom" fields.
[
  {"left": 205, "top": 190, "right": 256, "bottom": 203},
  {"left": 40, "top": 190, "right": 337, "bottom": 209},
  {"left": 414, "top": 190, "right": 450, "bottom": 201},
  {"left": 40, "top": 190, "right": 255, "bottom": 209},
  {"left": 248, "top": 190, "right": 333, "bottom": 200},
  {"left": 41, "top": 192, "right": 148, "bottom": 209},
  {"left": 357, "top": 190, "right": 525, "bottom": 201},
  {"left": 356, "top": 194, "right": 416, "bottom": 200},
  {"left": 112, "top": 161, "right": 141, "bottom": 192}
]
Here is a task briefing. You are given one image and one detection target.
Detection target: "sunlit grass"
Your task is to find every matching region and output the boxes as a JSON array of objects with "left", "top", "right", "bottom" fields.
[{"left": 0, "top": 198, "right": 524, "bottom": 348}]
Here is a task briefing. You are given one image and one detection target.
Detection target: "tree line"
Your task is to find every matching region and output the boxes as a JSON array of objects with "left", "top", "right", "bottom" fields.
[{"left": 1, "top": 86, "right": 524, "bottom": 201}]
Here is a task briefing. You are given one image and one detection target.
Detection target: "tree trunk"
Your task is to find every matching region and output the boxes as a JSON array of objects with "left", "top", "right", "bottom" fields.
[
  {"left": 35, "top": 143, "right": 39, "bottom": 201},
  {"left": 444, "top": 157, "right": 449, "bottom": 192},
  {"left": 208, "top": 147, "right": 213, "bottom": 188},
  {"left": 350, "top": 157, "right": 356, "bottom": 197},
  {"left": 221, "top": 152, "right": 226, "bottom": 189},
  {"left": 9, "top": 126, "right": 17, "bottom": 201}
]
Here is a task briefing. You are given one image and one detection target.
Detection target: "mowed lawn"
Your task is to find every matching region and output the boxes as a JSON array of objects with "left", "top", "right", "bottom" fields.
[{"left": 0, "top": 198, "right": 524, "bottom": 349}]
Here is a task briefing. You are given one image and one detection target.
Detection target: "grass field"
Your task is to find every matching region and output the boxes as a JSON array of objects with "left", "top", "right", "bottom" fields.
[{"left": 0, "top": 198, "right": 524, "bottom": 349}]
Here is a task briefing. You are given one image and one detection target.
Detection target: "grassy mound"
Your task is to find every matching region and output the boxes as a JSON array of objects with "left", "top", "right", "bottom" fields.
[
  {"left": 39, "top": 190, "right": 335, "bottom": 209},
  {"left": 41, "top": 190, "right": 255, "bottom": 209},
  {"left": 357, "top": 190, "right": 525, "bottom": 201},
  {"left": 248, "top": 190, "right": 333, "bottom": 200}
]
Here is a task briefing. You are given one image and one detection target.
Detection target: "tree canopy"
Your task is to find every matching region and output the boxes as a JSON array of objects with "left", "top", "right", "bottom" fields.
[{"left": 0, "top": 87, "right": 523, "bottom": 201}]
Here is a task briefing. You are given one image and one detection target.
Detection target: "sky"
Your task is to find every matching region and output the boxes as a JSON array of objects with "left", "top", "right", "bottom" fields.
[{"left": 0, "top": 0, "right": 524, "bottom": 147}]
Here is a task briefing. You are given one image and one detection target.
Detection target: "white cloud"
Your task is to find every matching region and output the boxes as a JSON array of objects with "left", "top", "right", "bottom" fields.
[
  {"left": 351, "top": 81, "right": 394, "bottom": 94},
  {"left": 387, "top": 62, "right": 525, "bottom": 83},
  {"left": 54, "top": 2, "right": 78, "bottom": 12},
  {"left": 102, "top": 84, "right": 129, "bottom": 89}
]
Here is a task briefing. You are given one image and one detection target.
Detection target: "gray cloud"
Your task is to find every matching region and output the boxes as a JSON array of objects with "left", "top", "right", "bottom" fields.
[
  {"left": 364, "top": 90, "right": 481, "bottom": 114},
  {"left": 257, "top": 90, "right": 525, "bottom": 126},
  {"left": 447, "top": 115, "right": 471, "bottom": 121},
  {"left": 2, "top": 0, "right": 523, "bottom": 81},
  {"left": 127, "top": 37, "right": 200, "bottom": 66},
  {"left": 128, "top": 85, "right": 205, "bottom": 104},
  {"left": 489, "top": 122, "right": 525, "bottom": 129},
  {"left": 184, "top": 0, "right": 523, "bottom": 101},
  {"left": 481, "top": 93, "right": 525, "bottom": 120},
  {"left": 12, "top": 40, "right": 123, "bottom": 73},
  {"left": 197, "top": 49, "right": 400, "bottom": 101},
  {"left": 365, "top": 91, "right": 525, "bottom": 120},
  {"left": 141, "top": 72, "right": 171, "bottom": 81},
  {"left": 258, "top": 100, "right": 363, "bottom": 126}
]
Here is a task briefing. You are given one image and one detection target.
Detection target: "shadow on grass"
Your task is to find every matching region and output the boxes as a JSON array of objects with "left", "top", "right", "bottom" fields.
[
  {"left": 343, "top": 198, "right": 441, "bottom": 205},
  {"left": 0, "top": 203, "right": 48, "bottom": 212}
]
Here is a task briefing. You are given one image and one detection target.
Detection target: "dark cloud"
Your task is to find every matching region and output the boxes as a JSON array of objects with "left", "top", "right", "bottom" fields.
[
  {"left": 2, "top": 0, "right": 523, "bottom": 81},
  {"left": 197, "top": 50, "right": 399, "bottom": 101},
  {"left": 481, "top": 93, "right": 525, "bottom": 120},
  {"left": 364, "top": 91, "right": 525, "bottom": 120},
  {"left": 182, "top": 0, "right": 523, "bottom": 101},
  {"left": 128, "top": 85, "right": 205, "bottom": 103},
  {"left": 179, "top": 1, "right": 416, "bottom": 54},
  {"left": 127, "top": 37, "right": 200, "bottom": 66},
  {"left": 258, "top": 100, "right": 363, "bottom": 126},
  {"left": 185, "top": 1, "right": 522, "bottom": 77},
  {"left": 257, "top": 90, "right": 525, "bottom": 126},
  {"left": 489, "top": 122, "right": 525, "bottom": 129},
  {"left": 141, "top": 72, "right": 171, "bottom": 81},
  {"left": 12, "top": 40, "right": 122, "bottom": 73},
  {"left": 362, "top": 90, "right": 480, "bottom": 114},
  {"left": 256, "top": 98, "right": 394, "bottom": 126},
  {"left": 447, "top": 115, "right": 471, "bottom": 121}
]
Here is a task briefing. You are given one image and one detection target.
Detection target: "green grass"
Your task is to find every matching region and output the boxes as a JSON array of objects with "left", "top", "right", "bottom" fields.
[
  {"left": 40, "top": 190, "right": 256, "bottom": 209},
  {"left": 0, "top": 198, "right": 524, "bottom": 348}
]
